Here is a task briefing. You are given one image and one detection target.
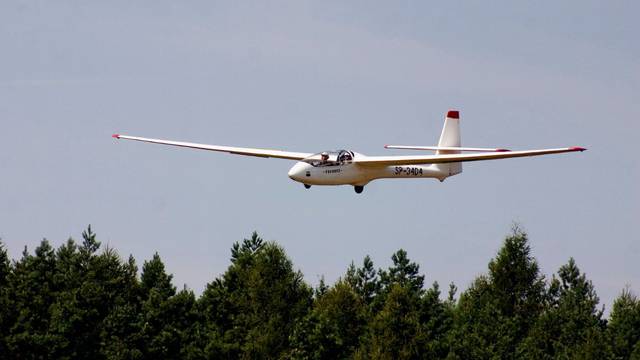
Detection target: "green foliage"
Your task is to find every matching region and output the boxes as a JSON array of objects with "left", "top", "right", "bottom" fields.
[
  {"left": 422, "top": 282, "right": 455, "bottom": 357},
  {"left": 139, "top": 288, "right": 201, "bottom": 359},
  {"left": 199, "top": 232, "right": 313, "bottom": 359},
  {"left": 360, "top": 283, "right": 425, "bottom": 359},
  {"left": 141, "top": 252, "right": 176, "bottom": 301},
  {"left": 448, "top": 226, "right": 547, "bottom": 359},
  {"left": 6, "top": 240, "right": 59, "bottom": 357},
  {"left": 379, "top": 249, "right": 425, "bottom": 296},
  {"left": 0, "top": 241, "right": 12, "bottom": 355},
  {"left": 518, "top": 258, "right": 609, "bottom": 359},
  {"left": 345, "top": 255, "right": 380, "bottom": 305},
  {"left": 0, "top": 226, "right": 635, "bottom": 359},
  {"left": 290, "top": 281, "right": 367, "bottom": 359},
  {"left": 488, "top": 227, "right": 545, "bottom": 324},
  {"left": 608, "top": 288, "right": 640, "bottom": 359}
]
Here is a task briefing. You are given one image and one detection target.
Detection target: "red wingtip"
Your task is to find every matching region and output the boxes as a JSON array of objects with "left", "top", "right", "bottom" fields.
[
  {"left": 384, "top": 145, "right": 389, "bottom": 148},
  {"left": 570, "top": 146, "right": 587, "bottom": 152},
  {"left": 447, "top": 110, "right": 459, "bottom": 119},
  {"left": 112, "top": 134, "right": 120, "bottom": 139},
  {"left": 495, "top": 148, "right": 511, "bottom": 152}
]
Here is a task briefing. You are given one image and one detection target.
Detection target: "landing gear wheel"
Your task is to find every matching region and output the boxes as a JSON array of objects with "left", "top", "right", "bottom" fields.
[
  {"left": 304, "top": 184, "right": 311, "bottom": 189},
  {"left": 354, "top": 185, "right": 364, "bottom": 194}
]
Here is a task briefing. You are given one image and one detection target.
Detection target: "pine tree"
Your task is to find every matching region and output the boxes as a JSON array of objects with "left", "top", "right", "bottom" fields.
[
  {"left": 379, "top": 249, "right": 425, "bottom": 295},
  {"left": 0, "top": 240, "right": 11, "bottom": 287},
  {"left": 357, "top": 254, "right": 451, "bottom": 359},
  {"left": 137, "top": 252, "right": 208, "bottom": 359},
  {"left": 199, "top": 234, "right": 312, "bottom": 359},
  {"left": 518, "top": 258, "right": 610, "bottom": 359},
  {"left": 99, "top": 254, "right": 144, "bottom": 359},
  {"left": 139, "top": 287, "right": 201, "bottom": 359},
  {"left": 140, "top": 252, "right": 176, "bottom": 301},
  {"left": 6, "top": 240, "right": 60, "bottom": 358},
  {"left": 356, "top": 255, "right": 380, "bottom": 305},
  {"left": 0, "top": 241, "right": 12, "bottom": 355},
  {"left": 449, "top": 275, "right": 505, "bottom": 359},
  {"left": 315, "top": 276, "right": 328, "bottom": 299},
  {"left": 53, "top": 241, "right": 141, "bottom": 358},
  {"left": 289, "top": 280, "right": 367, "bottom": 359},
  {"left": 421, "top": 282, "right": 454, "bottom": 358},
  {"left": 488, "top": 227, "right": 545, "bottom": 335},
  {"left": 608, "top": 288, "right": 640, "bottom": 359},
  {"left": 359, "top": 283, "right": 425, "bottom": 359},
  {"left": 80, "top": 225, "right": 100, "bottom": 262},
  {"left": 449, "top": 227, "right": 546, "bottom": 359}
]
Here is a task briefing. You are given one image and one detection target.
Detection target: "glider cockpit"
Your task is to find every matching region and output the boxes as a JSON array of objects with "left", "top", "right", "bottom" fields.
[{"left": 302, "top": 150, "right": 355, "bottom": 167}]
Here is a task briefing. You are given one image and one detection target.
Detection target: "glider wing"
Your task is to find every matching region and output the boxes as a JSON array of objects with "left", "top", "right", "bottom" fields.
[
  {"left": 356, "top": 147, "right": 586, "bottom": 166},
  {"left": 112, "top": 134, "right": 312, "bottom": 160}
]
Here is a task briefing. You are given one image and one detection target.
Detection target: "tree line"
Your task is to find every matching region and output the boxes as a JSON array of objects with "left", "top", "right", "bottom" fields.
[{"left": 0, "top": 226, "right": 638, "bottom": 359}]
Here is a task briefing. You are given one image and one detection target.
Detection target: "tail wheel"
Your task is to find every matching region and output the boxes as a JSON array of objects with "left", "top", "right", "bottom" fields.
[
  {"left": 304, "top": 184, "right": 311, "bottom": 189},
  {"left": 354, "top": 185, "right": 364, "bottom": 194}
]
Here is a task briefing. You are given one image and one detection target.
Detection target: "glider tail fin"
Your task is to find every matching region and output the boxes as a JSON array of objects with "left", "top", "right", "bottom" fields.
[{"left": 434, "top": 110, "right": 463, "bottom": 178}]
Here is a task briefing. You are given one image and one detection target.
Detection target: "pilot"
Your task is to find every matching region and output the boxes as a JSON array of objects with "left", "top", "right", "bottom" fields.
[{"left": 320, "top": 152, "right": 329, "bottom": 163}]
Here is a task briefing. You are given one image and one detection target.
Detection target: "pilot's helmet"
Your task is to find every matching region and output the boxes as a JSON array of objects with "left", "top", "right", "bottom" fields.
[{"left": 321, "top": 152, "right": 329, "bottom": 160}]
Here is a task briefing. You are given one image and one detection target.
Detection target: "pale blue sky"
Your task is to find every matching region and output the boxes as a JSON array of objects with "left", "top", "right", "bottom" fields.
[{"left": 1, "top": 1, "right": 638, "bottom": 310}]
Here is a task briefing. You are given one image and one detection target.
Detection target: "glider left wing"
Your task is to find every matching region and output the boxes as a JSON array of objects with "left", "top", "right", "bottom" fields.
[
  {"left": 356, "top": 147, "right": 586, "bottom": 166},
  {"left": 112, "top": 134, "right": 312, "bottom": 160}
]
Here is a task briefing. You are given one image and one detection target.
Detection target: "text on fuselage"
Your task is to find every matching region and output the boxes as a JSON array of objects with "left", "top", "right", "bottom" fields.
[{"left": 394, "top": 167, "right": 423, "bottom": 176}]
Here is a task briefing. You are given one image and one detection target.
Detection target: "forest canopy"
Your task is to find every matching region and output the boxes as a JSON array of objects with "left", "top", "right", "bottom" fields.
[{"left": 0, "top": 226, "right": 639, "bottom": 359}]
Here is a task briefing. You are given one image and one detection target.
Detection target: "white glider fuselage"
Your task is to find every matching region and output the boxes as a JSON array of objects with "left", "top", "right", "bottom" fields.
[{"left": 287, "top": 155, "right": 451, "bottom": 186}]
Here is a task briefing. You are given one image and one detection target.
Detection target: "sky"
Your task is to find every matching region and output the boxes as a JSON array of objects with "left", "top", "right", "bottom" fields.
[{"left": 1, "top": 1, "right": 638, "bottom": 311}]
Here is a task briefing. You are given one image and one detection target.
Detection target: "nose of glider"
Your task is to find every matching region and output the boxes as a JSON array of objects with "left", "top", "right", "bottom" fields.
[{"left": 288, "top": 162, "right": 307, "bottom": 182}]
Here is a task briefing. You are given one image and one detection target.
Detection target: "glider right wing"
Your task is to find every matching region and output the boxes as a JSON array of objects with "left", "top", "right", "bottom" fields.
[{"left": 356, "top": 147, "right": 586, "bottom": 166}]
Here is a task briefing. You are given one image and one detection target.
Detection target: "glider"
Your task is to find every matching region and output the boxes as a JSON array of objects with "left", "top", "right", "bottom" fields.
[{"left": 112, "top": 110, "right": 585, "bottom": 193}]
